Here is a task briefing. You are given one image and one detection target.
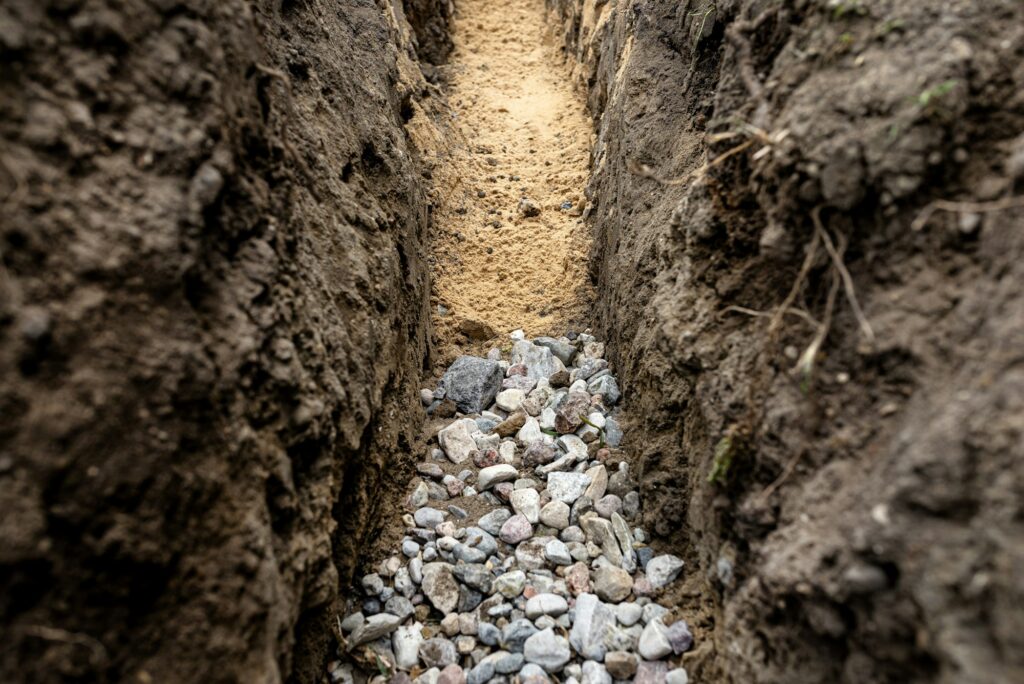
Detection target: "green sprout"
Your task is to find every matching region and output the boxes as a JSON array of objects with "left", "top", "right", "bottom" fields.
[
  {"left": 707, "top": 434, "right": 737, "bottom": 485},
  {"left": 917, "top": 80, "right": 958, "bottom": 107},
  {"left": 831, "top": 1, "right": 867, "bottom": 20}
]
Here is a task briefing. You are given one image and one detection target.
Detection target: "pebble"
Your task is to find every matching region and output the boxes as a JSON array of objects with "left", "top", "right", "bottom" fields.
[
  {"left": 524, "top": 628, "right": 571, "bottom": 673},
  {"left": 499, "top": 514, "right": 534, "bottom": 544},
  {"left": 638, "top": 619, "right": 672, "bottom": 660},
  {"left": 441, "top": 356, "right": 504, "bottom": 413},
  {"left": 539, "top": 500, "right": 570, "bottom": 529},
  {"left": 546, "top": 472, "right": 592, "bottom": 504},
  {"left": 525, "top": 593, "right": 569, "bottom": 619},
  {"left": 478, "top": 464, "right": 518, "bottom": 490},
  {"left": 594, "top": 494, "right": 622, "bottom": 518},
  {"left": 604, "top": 651, "right": 637, "bottom": 679},
  {"left": 631, "top": 662, "right": 668, "bottom": 684},
  {"left": 494, "top": 570, "right": 527, "bottom": 598},
  {"left": 616, "top": 602, "right": 643, "bottom": 627},
  {"left": 414, "top": 507, "right": 446, "bottom": 530},
  {"left": 582, "top": 465, "right": 608, "bottom": 500},
  {"left": 438, "top": 419, "right": 479, "bottom": 464},
  {"left": 348, "top": 613, "right": 401, "bottom": 647},
  {"left": 515, "top": 537, "right": 548, "bottom": 570},
  {"left": 441, "top": 613, "right": 460, "bottom": 636},
  {"left": 665, "top": 619, "right": 694, "bottom": 654},
  {"left": 418, "top": 463, "right": 445, "bottom": 479},
  {"left": 544, "top": 539, "right": 572, "bottom": 566},
  {"left": 478, "top": 621, "right": 501, "bottom": 646},
  {"left": 511, "top": 340, "right": 565, "bottom": 380},
  {"left": 666, "top": 668, "right": 689, "bottom": 684},
  {"left": 394, "top": 623, "right": 424, "bottom": 669},
  {"left": 421, "top": 638, "right": 459, "bottom": 668},
  {"left": 581, "top": 660, "right": 612, "bottom": 684},
  {"left": 386, "top": 596, "right": 415, "bottom": 620},
  {"left": 511, "top": 488, "right": 541, "bottom": 523},
  {"left": 437, "top": 664, "right": 465, "bottom": 684},
  {"left": 565, "top": 562, "right": 591, "bottom": 595},
  {"left": 422, "top": 563, "right": 460, "bottom": 615},
  {"left": 645, "top": 555, "right": 684, "bottom": 588},
  {"left": 533, "top": 336, "right": 576, "bottom": 365},
  {"left": 466, "top": 661, "right": 493, "bottom": 684},
  {"left": 362, "top": 573, "right": 385, "bottom": 596},
  {"left": 411, "top": 482, "right": 430, "bottom": 508},
  {"left": 569, "top": 593, "right": 615, "bottom": 660},
  {"left": 496, "top": 388, "right": 526, "bottom": 412},
  {"left": 502, "top": 618, "right": 538, "bottom": 652},
  {"left": 623, "top": 491, "right": 641, "bottom": 519},
  {"left": 340, "top": 611, "right": 365, "bottom": 632},
  {"left": 478, "top": 508, "right": 512, "bottom": 535}
]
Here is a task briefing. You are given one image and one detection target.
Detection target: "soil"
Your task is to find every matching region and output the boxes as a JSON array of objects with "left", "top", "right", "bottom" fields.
[
  {"left": 548, "top": 0, "right": 1024, "bottom": 682},
  {"left": 425, "top": 0, "right": 595, "bottom": 353},
  {"left": 0, "top": 1, "right": 436, "bottom": 682}
]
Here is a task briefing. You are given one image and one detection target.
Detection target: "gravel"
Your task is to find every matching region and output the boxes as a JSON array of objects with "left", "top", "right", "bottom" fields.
[{"left": 331, "top": 332, "right": 695, "bottom": 683}]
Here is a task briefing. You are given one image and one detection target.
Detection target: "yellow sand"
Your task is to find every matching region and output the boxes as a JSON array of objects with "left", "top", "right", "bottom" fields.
[{"left": 427, "top": 0, "right": 594, "bottom": 348}]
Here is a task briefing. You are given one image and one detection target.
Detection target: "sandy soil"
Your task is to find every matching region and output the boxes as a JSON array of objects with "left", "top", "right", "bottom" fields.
[{"left": 427, "top": 0, "right": 595, "bottom": 348}]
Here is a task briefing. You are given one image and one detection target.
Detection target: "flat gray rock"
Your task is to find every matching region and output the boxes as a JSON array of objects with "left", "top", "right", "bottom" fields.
[
  {"left": 348, "top": 613, "right": 401, "bottom": 647},
  {"left": 512, "top": 340, "right": 566, "bottom": 380},
  {"left": 533, "top": 337, "right": 576, "bottom": 365},
  {"left": 422, "top": 563, "right": 460, "bottom": 615},
  {"left": 524, "top": 593, "right": 568, "bottom": 619},
  {"left": 523, "top": 627, "right": 571, "bottom": 673},
  {"left": 646, "top": 554, "right": 684, "bottom": 588},
  {"left": 587, "top": 374, "right": 620, "bottom": 405},
  {"left": 478, "top": 508, "right": 512, "bottom": 535},
  {"left": 546, "top": 471, "right": 592, "bottom": 504},
  {"left": 569, "top": 593, "right": 615, "bottom": 661}
]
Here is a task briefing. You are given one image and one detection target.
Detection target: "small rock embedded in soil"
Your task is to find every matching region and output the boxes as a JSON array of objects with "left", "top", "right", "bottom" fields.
[
  {"left": 333, "top": 332, "right": 695, "bottom": 682},
  {"left": 518, "top": 197, "right": 542, "bottom": 217}
]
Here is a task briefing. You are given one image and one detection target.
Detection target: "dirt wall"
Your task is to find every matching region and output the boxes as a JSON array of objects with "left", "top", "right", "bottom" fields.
[
  {"left": 403, "top": 0, "right": 455, "bottom": 66},
  {"left": 0, "top": 1, "right": 438, "bottom": 682},
  {"left": 549, "top": 0, "right": 1024, "bottom": 682}
]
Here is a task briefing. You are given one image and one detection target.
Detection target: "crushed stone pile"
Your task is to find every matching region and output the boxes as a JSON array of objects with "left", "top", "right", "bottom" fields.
[{"left": 329, "top": 331, "right": 693, "bottom": 684}]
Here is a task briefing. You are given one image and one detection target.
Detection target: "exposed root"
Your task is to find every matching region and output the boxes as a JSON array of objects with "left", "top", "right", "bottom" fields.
[
  {"left": 794, "top": 257, "right": 841, "bottom": 385},
  {"left": 812, "top": 207, "right": 875, "bottom": 345},
  {"left": 911, "top": 195, "right": 1024, "bottom": 232},
  {"left": 22, "top": 625, "right": 108, "bottom": 666},
  {"left": 757, "top": 447, "right": 806, "bottom": 504},
  {"left": 721, "top": 304, "right": 820, "bottom": 329},
  {"left": 767, "top": 224, "right": 821, "bottom": 338},
  {"left": 628, "top": 139, "right": 754, "bottom": 187},
  {"left": 725, "top": 7, "right": 778, "bottom": 130}
]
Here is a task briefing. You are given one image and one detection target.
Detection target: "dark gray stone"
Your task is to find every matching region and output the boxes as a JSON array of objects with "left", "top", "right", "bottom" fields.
[
  {"left": 501, "top": 618, "right": 538, "bottom": 653},
  {"left": 441, "top": 356, "right": 504, "bottom": 413}
]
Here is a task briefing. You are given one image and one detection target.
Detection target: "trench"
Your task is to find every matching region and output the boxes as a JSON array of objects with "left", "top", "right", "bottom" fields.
[
  {"left": 4, "top": 0, "right": 1022, "bottom": 682},
  {"left": 329, "top": 1, "right": 693, "bottom": 682}
]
